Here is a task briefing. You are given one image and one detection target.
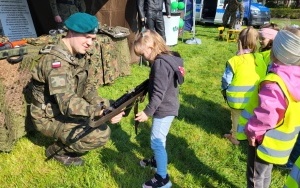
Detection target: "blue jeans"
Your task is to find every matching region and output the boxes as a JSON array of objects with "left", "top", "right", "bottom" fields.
[{"left": 151, "top": 116, "right": 174, "bottom": 179}]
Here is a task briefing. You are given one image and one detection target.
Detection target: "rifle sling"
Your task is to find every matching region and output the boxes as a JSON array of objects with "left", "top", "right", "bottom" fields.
[{"left": 134, "top": 101, "right": 139, "bottom": 135}]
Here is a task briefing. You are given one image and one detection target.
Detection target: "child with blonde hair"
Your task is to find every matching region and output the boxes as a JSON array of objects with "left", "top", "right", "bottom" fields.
[
  {"left": 221, "top": 27, "right": 267, "bottom": 145},
  {"left": 133, "top": 29, "right": 184, "bottom": 188},
  {"left": 245, "top": 26, "right": 300, "bottom": 187},
  {"left": 236, "top": 25, "right": 279, "bottom": 142}
]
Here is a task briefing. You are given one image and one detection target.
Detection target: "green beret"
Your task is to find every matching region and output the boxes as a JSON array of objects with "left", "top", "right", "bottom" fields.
[{"left": 64, "top": 13, "right": 98, "bottom": 34}]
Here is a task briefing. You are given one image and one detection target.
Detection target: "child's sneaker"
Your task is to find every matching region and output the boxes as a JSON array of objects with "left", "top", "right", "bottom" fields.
[
  {"left": 140, "top": 156, "right": 157, "bottom": 171},
  {"left": 142, "top": 173, "right": 172, "bottom": 188}
]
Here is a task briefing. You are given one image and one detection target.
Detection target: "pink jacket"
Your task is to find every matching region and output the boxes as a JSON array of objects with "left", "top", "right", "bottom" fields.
[{"left": 245, "top": 62, "right": 300, "bottom": 143}]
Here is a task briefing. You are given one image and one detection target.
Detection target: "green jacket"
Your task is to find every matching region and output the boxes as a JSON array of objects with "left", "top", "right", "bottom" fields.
[
  {"left": 31, "top": 39, "right": 107, "bottom": 118},
  {"left": 49, "top": 0, "right": 86, "bottom": 21}
]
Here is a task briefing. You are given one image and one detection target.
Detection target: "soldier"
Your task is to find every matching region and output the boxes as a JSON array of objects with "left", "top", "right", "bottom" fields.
[
  {"left": 30, "top": 12, "right": 124, "bottom": 166},
  {"left": 222, "top": 0, "right": 244, "bottom": 29},
  {"left": 49, "top": 0, "right": 86, "bottom": 29},
  {"left": 137, "top": 0, "right": 171, "bottom": 41}
]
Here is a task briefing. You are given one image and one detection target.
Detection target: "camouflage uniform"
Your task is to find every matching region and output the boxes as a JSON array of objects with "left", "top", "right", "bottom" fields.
[
  {"left": 30, "top": 39, "right": 111, "bottom": 154},
  {"left": 49, "top": 0, "right": 86, "bottom": 29},
  {"left": 222, "top": 0, "right": 244, "bottom": 29}
]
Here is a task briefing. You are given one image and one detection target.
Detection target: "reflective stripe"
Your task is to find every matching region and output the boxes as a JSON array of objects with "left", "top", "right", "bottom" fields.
[
  {"left": 258, "top": 145, "right": 292, "bottom": 157},
  {"left": 284, "top": 158, "right": 300, "bottom": 187},
  {"left": 241, "top": 109, "right": 252, "bottom": 119},
  {"left": 237, "top": 123, "right": 244, "bottom": 133},
  {"left": 289, "top": 165, "right": 300, "bottom": 184},
  {"left": 227, "top": 85, "right": 255, "bottom": 92},
  {"left": 258, "top": 128, "right": 300, "bottom": 158},
  {"left": 227, "top": 96, "right": 250, "bottom": 103},
  {"left": 237, "top": 110, "right": 253, "bottom": 136},
  {"left": 266, "top": 127, "right": 300, "bottom": 141}
]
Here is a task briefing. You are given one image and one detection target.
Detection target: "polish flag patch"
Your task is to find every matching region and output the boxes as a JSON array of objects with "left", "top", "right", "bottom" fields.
[{"left": 52, "top": 61, "right": 61, "bottom": 68}]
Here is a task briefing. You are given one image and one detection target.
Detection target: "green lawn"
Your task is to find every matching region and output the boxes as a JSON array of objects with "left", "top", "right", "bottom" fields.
[
  {"left": 0, "top": 19, "right": 296, "bottom": 187},
  {"left": 270, "top": 18, "right": 300, "bottom": 27}
]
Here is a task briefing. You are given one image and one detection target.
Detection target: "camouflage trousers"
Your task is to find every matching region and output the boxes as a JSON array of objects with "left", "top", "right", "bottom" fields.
[
  {"left": 30, "top": 104, "right": 111, "bottom": 154},
  {"left": 222, "top": 10, "right": 237, "bottom": 29}
]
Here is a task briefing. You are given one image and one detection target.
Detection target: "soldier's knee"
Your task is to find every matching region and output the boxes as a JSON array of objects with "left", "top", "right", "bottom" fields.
[{"left": 72, "top": 124, "right": 111, "bottom": 153}]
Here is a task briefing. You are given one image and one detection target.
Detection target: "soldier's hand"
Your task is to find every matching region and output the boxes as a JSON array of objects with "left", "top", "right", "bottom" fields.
[
  {"left": 141, "top": 20, "right": 146, "bottom": 27},
  {"left": 93, "top": 107, "right": 104, "bottom": 119},
  {"left": 110, "top": 111, "right": 125, "bottom": 124},
  {"left": 54, "top": 15, "right": 62, "bottom": 23}
]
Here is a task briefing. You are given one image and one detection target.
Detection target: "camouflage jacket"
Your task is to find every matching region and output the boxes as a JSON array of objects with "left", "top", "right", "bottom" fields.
[
  {"left": 49, "top": 0, "right": 86, "bottom": 21},
  {"left": 31, "top": 40, "right": 108, "bottom": 118},
  {"left": 224, "top": 0, "right": 244, "bottom": 15}
]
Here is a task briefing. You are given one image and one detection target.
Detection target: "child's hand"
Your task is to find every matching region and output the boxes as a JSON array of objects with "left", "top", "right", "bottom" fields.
[
  {"left": 248, "top": 136, "right": 256, "bottom": 146},
  {"left": 135, "top": 111, "right": 148, "bottom": 122}
]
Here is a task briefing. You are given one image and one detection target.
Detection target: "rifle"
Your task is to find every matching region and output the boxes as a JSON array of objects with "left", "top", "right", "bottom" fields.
[
  {"left": 46, "top": 79, "right": 149, "bottom": 160},
  {"left": 83, "top": 78, "right": 149, "bottom": 134}
]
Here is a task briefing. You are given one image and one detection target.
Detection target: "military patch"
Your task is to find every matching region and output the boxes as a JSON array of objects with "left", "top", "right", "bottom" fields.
[
  {"left": 50, "top": 74, "right": 67, "bottom": 88},
  {"left": 52, "top": 61, "right": 61, "bottom": 68}
]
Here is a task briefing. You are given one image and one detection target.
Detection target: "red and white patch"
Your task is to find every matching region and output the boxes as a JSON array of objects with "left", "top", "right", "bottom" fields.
[
  {"left": 52, "top": 61, "right": 61, "bottom": 68},
  {"left": 178, "top": 66, "right": 185, "bottom": 76}
]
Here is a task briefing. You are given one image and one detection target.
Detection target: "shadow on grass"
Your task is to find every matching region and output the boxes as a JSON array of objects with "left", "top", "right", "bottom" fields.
[
  {"left": 99, "top": 116, "right": 240, "bottom": 187},
  {"left": 168, "top": 133, "right": 239, "bottom": 188},
  {"left": 97, "top": 124, "right": 149, "bottom": 187},
  {"left": 178, "top": 93, "right": 231, "bottom": 136}
]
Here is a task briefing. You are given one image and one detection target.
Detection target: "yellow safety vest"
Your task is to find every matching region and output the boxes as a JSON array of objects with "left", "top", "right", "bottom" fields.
[
  {"left": 260, "top": 50, "right": 271, "bottom": 68},
  {"left": 236, "top": 53, "right": 268, "bottom": 140},
  {"left": 237, "top": 88, "right": 260, "bottom": 140},
  {"left": 284, "top": 156, "right": 300, "bottom": 188},
  {"left": 256, "top": 73, "right": 300, "bottom": 165},
  {"left": 226, "top": 53, "right": 266, "bottom": 109}
]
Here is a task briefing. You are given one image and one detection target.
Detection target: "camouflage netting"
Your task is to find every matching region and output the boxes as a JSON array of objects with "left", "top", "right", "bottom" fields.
[{"left": 0, "top": 33, "right": 131, "bottom": 152}]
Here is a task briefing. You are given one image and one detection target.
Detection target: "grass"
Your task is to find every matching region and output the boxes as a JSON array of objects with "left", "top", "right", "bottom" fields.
[
  {"left": 270, "top": 18, "right": 300, "bottom": 27},
  {"left": 0, "top": 18, "right": 299, "bottom": 187}
]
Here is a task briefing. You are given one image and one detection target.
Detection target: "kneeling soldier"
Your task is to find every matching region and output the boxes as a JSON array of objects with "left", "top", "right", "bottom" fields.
[{"left": 30, "top": 13, "right": 124, "bottom": 166}]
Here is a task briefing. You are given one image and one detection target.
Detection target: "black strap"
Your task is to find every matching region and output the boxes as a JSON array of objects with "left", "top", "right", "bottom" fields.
[
  {"left": 6, "top": 48, "right": 25, "bottom": 64},
  {"left": 134, "top": 101, "right": 139, "bottom": 135},
  {"left": 31, "top": 97, "right": 44, "bottom": 108}
]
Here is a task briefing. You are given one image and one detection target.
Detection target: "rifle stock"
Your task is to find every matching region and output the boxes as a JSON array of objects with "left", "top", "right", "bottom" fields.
[{"left": 73, "top": 79, "right": 149, "bottom": 140}]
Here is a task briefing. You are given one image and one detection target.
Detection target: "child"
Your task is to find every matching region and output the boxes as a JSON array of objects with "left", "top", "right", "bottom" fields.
[
  {"left": 245, "top": 26, "right": 300, "bottom": 187},
  {"left": 258, "top": 23, "right": 280, "bottom": 66},
  {"left": 133, "top": 29, "right": 184, "bottom": 188},
  {"left": 236, "top": 24, "right": 279, "bottom": 141},
  {"left": 221, "top": 27, "right": 267, "bottom": 145}
]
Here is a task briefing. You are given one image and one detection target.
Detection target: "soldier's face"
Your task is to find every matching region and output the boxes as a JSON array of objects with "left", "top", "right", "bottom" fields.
[{"left": 70, "top": 32, "right": 96, "bottom": 54}]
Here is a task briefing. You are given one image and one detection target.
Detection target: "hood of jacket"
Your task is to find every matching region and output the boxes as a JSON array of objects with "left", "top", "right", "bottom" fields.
[
  {"left": 156, "top": 53, "right": 184, "bottom": 84},
  {"left": 270, "top": 62, "right": 300, "bottom": 102}
]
